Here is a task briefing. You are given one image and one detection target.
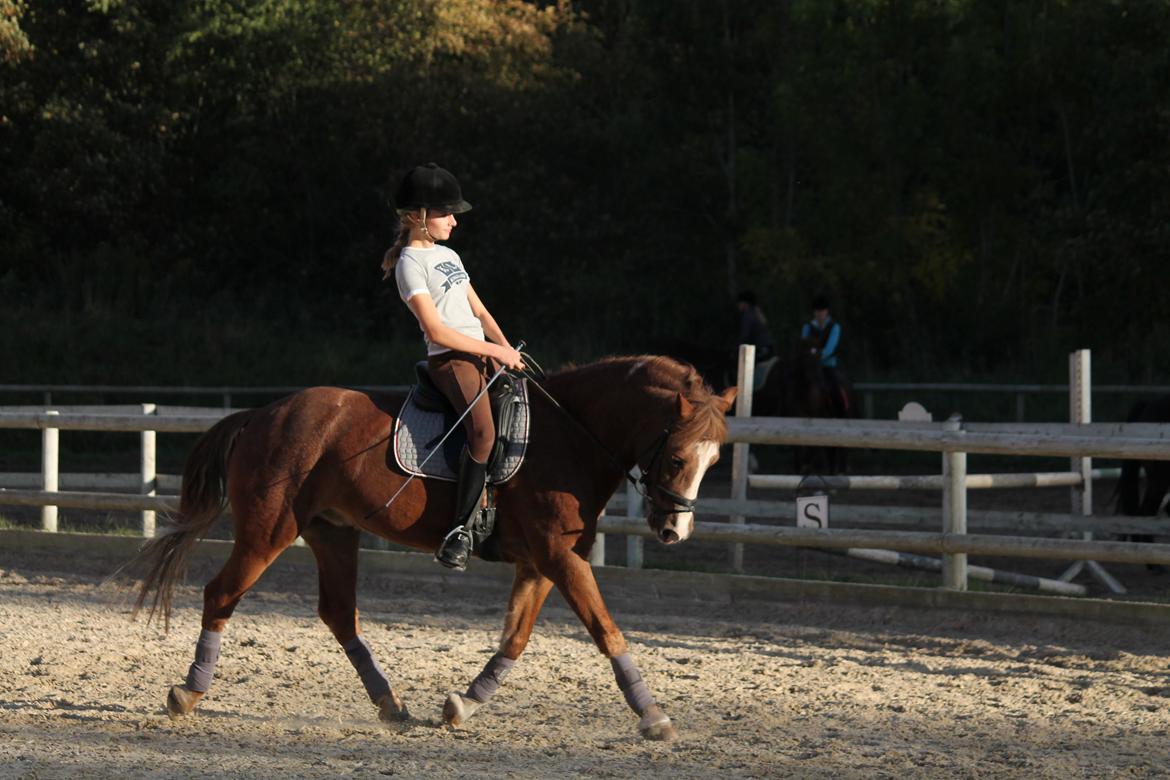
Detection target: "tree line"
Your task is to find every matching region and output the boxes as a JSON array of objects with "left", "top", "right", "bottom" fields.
[{"left": 2, "top": 0, "right": 1168, "bottom": 386}]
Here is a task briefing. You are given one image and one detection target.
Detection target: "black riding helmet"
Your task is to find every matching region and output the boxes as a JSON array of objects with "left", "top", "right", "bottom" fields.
[{"left": 394, "top": 162, "right": 472, "bottom": 214}]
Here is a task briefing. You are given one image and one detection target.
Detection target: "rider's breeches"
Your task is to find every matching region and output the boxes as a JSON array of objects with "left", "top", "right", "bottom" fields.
[{"left": 428, "top": 350, "right": 496, "bottom": 463}]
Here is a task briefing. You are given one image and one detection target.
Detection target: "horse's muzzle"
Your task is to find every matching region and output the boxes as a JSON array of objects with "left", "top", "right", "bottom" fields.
[{"left": 659, "top": 528, "right": 680, "bottom": 545}]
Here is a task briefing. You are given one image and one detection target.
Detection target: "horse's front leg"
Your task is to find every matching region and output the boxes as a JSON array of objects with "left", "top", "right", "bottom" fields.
[
  {"left": 545, "top": 552, "right": 677, "bottom": 741},
  {"left": 443, "top": 562, "right": 553, "bottom": 727}
]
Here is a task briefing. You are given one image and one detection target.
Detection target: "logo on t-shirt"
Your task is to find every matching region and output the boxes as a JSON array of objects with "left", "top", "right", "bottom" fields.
[{"left": 435, "top": 260, "right": 470, "bottom": 292}]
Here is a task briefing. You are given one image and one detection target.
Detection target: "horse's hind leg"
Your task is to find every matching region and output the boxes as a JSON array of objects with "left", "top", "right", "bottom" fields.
[
  {"left": 300, "top": 520, "right": 409, "bottom": 724},
  {"left": 444, "top": 562, "right": 553, "bottom": 727},
  {"left": 167, "top": 541, "right": 286, "bottom": 719}
]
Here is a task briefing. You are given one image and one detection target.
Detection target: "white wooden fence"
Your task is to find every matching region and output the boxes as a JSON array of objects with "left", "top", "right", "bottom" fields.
[
  {"left": 2, "top": 353, "right": 1169, "bottom": 596},
  {"left": 708, "top": 346, "right": 1170, "bottom": 595}
]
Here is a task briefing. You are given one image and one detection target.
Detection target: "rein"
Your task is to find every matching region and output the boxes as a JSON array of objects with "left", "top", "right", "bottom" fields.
[{"left": 517, "top": 353, "right": 696, "bottom": 517}]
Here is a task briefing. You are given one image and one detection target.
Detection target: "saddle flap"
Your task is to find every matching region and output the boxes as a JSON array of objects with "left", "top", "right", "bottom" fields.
[{"left": 412, "top": 361, "right": 450, "bottom": 412}]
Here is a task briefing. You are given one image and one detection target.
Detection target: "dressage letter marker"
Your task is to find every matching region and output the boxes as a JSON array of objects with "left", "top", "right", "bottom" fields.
[{"left": 796, "top": 494, "right": 829, "bottom": 529}]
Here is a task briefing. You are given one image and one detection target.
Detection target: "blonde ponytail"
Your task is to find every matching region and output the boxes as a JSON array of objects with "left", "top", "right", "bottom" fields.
[
  {"left": 381, "top": 225, "right": 407, "bottom": 280},
  {"left": 380, "top": 208, "right": 426, "bottom": 280}
]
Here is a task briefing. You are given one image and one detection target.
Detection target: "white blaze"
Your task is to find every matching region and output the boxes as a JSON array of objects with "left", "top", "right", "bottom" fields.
[{"left": 665, "top": 440, "right": 720, "bottom": 541}]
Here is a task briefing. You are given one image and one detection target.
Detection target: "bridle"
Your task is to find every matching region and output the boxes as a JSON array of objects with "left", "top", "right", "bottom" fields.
[
  {"left": 518, "top": 354, "right": 697, "bottom": 519},
  {"left": 632, "top": 429, "right": 698, "bottom": 517}
]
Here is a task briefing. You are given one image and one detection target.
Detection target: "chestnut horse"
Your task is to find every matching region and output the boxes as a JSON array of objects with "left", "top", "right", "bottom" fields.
[{"left": 126, "top": 355, "right": 735, "bottom": 740}]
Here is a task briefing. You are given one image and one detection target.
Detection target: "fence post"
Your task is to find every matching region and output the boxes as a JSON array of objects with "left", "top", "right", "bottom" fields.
[
  {"left": 42, "top": 410, "right": 59, "bottom": 532},
  {"left": 591, "top": 511, "right": 606, "bottom": 567},
  {"left": 626, "top": 470, "right": 643, "bottom": 569},
  {"left": 141, "top": 403, "right": 157, "bottom": 537},
  {"left": 730, "top": 344, "right": 755, "bottom": 572},
  {"left": 941, "top": 416, "right": 967, "bottom": 590}
]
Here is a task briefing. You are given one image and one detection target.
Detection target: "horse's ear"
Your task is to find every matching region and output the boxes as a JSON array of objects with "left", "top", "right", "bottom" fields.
[
  {"left": 718, "top": 387, "right": 738, "bottom": 413},
  {"left": 677, "top": 392, "right": 695, "bottom": 419}
]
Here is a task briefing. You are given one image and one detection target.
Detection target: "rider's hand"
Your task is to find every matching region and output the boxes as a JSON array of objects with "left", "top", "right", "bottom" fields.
[{"left": 495, "top": 345, "right": 525, "bottom": 371}]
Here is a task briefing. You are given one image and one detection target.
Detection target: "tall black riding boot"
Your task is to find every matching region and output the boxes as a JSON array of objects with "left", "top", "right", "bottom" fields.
[{"left": 435, "top": 449, "right": 487, "bottom": 571}]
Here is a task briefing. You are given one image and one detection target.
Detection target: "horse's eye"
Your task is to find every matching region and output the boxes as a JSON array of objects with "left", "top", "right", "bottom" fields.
[{"left": 670, "top": 456, "right": 685, "bottom": 471}]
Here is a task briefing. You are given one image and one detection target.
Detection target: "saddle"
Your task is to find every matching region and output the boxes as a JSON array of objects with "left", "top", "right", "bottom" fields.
[{"left": 393, "top": 362, "right": 530, "bottom": 485}]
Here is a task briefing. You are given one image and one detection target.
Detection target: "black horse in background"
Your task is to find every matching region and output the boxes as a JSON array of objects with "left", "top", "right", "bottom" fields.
[
  {"left": 1116, "top": 396, "right": 1170, "bottom": 568},
  {"left": 646, "top": 335, "right": 855, "bottom": 475},
  {"left": 645, "top": 337, "right": 737, "bottom": 391},
  {"left": 754, "top": 335, "right": 855, "bottom": 475}
]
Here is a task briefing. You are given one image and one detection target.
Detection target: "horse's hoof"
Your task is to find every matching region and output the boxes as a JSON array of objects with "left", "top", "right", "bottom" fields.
[
  {"left": 377, "top": 691, "right": 410, "bottom": 725},
  {"left": 638, "top": 704, "right": 677, "bottom": 741},
  {"left": 166, "top": 684, "right": 203, "bottom": 720},
  {"left": 442, "top": 692, "right": 481, "bottom": 727}
]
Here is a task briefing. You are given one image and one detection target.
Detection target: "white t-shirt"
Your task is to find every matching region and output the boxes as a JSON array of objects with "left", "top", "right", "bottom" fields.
[{"left": 395, "top": 245, "right": 485, "bottom": 355}]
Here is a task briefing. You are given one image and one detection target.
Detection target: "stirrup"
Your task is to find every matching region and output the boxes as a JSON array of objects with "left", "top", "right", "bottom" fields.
[{"left": 435, "top": 526, "right": 474, "bottom": 571}]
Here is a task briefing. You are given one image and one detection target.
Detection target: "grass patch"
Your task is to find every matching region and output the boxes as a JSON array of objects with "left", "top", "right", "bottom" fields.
[{"left": 59, "top": 514, "right": 146, "bottom": 536}]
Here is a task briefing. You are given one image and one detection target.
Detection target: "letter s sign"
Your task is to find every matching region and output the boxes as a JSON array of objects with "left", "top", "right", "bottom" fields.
[{"left": 796, "top": 494, "right": 829, "bottom": 529}]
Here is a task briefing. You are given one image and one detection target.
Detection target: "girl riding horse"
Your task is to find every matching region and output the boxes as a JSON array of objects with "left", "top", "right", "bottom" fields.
[{"left": 382, "top": 163, "right": 525, "bottom": 570}]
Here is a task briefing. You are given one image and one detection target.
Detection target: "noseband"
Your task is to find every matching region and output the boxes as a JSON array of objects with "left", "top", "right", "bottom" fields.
[{"left": 635, "top": 429, "right": 697, "bottom": 518}]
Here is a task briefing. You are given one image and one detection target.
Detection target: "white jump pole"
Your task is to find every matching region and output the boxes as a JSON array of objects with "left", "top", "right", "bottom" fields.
[
  {"left": 1061, "top": 349, "right": 1125, "bottom": 594},
  {"left": 730, "top": 344, "right": 755, "bottom": 572},
  {"left": 1070, "top": 349, "right": 1092, "bottom": 518},
  {"left": 140, "top": 403, "right": 157, "bottom": 538},
  {"left": 41, "top": 409, "right": 59, "bottom": 532}
]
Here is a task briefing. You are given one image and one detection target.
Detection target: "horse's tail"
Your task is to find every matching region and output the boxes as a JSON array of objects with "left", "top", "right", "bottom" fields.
[{"left": 121, "top": 409, "right": 254, "bottom": 632}]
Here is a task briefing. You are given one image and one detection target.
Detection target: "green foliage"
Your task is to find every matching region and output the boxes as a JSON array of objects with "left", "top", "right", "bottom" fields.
[
  {"left": 0, "top": 0, "right": 32, "bottom": 64},
  {"left": 1, "top": 0, "right": 1168, "bottom": 385}
]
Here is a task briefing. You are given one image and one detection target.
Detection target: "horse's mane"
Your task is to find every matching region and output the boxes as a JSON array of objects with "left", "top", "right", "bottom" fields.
[{"left": 547, "top": 355, "right": 730, "bottom": 446}]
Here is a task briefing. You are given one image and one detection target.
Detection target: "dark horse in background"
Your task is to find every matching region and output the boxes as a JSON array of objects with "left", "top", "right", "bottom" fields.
[
  {"left": 645, "top": 336, "right": 738, "bottom": 391},
  {"left": 648, "top": 335, "right": 855, "bottom": 474},
  {"left": 753, "top": 335, "right": 855, "bottom": 475},
  {"left": 121, "top": 356, "right": 736, "bottom": 741},
  {"left": 1116, "top": 395, "right": 1170, "bottom": 569}
]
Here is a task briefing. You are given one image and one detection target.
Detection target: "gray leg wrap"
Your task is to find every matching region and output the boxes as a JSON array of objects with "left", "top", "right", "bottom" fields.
[
  {"left": 185, "top": 629, "right": 222, "bottom": 693},
  {"left": 465, "top": 652, "right": 515, "bottom": 704},
  {"left": 611, "top": 653, "right": 656, "bottom": 715},
  {"left": 343, "top": 635, "right": 392, "bottom": 704}
]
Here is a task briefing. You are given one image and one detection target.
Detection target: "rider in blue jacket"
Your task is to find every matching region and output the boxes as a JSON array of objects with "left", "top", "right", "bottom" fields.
[{"left": 801, "top": 294, "right": 848, "bottom": 415}]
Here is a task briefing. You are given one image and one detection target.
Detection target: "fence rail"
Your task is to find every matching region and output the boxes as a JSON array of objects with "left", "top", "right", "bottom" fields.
[
  {"left": 748, "top": 469, "right": 1122, "bottom": 491},
  {"left": 726, "top": 418, "right": 1170, "bottom": 459},
  {"left": 5, "top": 483, "right": 1170, "bottom": 537},
  {"left": 596, "top": 517, "right": 1170, "bottom": 566}
]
